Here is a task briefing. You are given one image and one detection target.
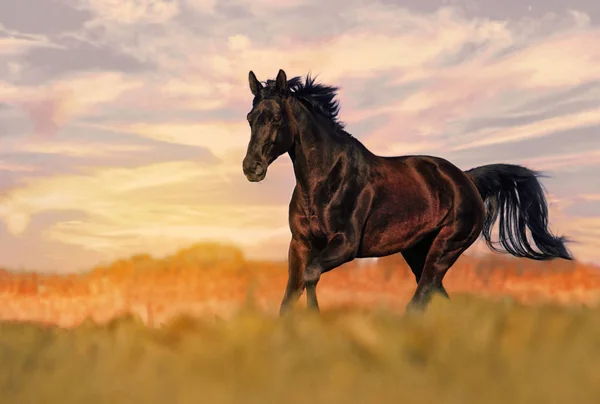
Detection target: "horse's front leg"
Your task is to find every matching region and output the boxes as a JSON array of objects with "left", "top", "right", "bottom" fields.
[
  {"left": 280, "top": 238, "right": 311, "bottom": 315},
  {"left": 303, "top": 232, "right": 359, "bottom": 311}
]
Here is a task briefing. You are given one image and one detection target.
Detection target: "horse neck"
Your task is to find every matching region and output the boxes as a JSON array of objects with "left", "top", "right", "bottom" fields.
[{"left": 288, "top": 112, "right": 345, "bottom": 191}]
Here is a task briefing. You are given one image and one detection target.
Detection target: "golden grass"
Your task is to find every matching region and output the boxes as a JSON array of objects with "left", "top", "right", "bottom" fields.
[{"left": 2, "top": 294, "right": 600, "bottom": 404}]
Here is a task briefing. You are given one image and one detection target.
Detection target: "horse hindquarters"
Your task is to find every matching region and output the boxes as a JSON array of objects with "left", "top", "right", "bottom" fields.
[{"left": 404, "top": 177, "right": 486, "bottom": 310}]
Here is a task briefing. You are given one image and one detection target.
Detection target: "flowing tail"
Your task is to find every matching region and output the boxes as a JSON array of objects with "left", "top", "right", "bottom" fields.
[{"left": 465, "top": 163, "right": 573, "bottom": 261}]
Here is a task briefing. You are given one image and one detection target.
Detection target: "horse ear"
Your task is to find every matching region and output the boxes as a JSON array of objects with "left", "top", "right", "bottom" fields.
[
  {"left": 248, "top": 71, "right": 262, "bottom": 96},
  {"left": 275, "top": 69, "right": 288, "bottom": 94}
]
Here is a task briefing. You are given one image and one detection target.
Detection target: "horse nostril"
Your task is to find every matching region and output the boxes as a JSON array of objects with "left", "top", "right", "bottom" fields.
[{"left": 253, "top": 163, "right": 265, "bottom": 176}]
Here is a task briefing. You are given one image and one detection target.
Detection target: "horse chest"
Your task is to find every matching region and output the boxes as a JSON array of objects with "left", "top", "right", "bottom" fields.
[
  {"left": 302, "top": 188, "right": 350, "bottom": 238},
  {"left": 302, "top": 210, "right": 333, "bottom": 245},
  {"left": 308, "top": 214, "right": 325, "bottom": 237},
  {"left": 297, "top": 189, "right": 334, "bottom": 240}
]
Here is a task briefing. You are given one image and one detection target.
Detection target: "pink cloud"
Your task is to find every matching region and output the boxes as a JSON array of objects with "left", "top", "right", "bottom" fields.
[
  {"left": 18, "top": 93, "right": 69, "bottom": 139},
  {"left": 0, "top": 162, "right": 36, "bottom": 172},
  {"left": 0, "top": 72, "right": 142, "bottom": 139}
]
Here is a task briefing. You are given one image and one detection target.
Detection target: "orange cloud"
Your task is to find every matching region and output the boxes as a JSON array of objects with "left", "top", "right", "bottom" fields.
[
  {"left": 111, "top": 121, "right": 249, "bottom": 158},
  {"left": 11, "top": 139, "right": 153, "bottom": 157},
  {"left": 0, "top": 160, "right": 290, "bottom": 265}
]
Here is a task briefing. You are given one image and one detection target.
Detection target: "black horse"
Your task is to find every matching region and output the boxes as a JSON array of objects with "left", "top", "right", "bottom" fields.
[{"left": 242, "top": 69, "right": 573, "bottom": 314}]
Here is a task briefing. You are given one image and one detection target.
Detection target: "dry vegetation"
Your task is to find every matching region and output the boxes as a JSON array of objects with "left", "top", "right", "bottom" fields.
[
  {"left": 1, "top": 243, "right": 600, "bottom": 403},
  {"left": 0, "top": 243, "right": 598, "bottom": 327},
  {"left": 2, "top": 295, "right": 600, "bottom": 403}
]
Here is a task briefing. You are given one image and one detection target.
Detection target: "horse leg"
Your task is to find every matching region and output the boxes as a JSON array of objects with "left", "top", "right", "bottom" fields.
[
  {"left": 304, "top": 265, "right": 320, "bottom": 310},
  {"left": 401, "top": 230, "right": 439, "bottom": 284},
  {"left": 303, "top": 233, "right": 359, "bottom": 311},
  {"left": 280, "top": 238, "right": 310, "bottom": 315},
  {"left": 406, "top": 222, "right": 480, "bottom": 312},
  {"left": 305, "top": 283, "right": 320, "bottom": 310}
]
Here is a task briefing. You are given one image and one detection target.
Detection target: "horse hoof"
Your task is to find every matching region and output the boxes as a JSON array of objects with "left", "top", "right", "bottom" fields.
[{"left": 405, "top": 301, "right": 426, "bottom": 314}]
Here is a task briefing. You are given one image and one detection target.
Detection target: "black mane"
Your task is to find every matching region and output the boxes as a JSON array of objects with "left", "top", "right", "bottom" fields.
[{"left": 258, "top": 73, "right": 346, "bottom": 132}]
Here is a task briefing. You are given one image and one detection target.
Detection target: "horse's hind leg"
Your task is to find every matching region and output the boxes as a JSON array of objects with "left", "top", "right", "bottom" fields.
[
  {"left": 401, "top": 230, "right": 440, "bottom": 284},
  {"left": 406, "top": 222, "right": 480, "bottom": 312}
]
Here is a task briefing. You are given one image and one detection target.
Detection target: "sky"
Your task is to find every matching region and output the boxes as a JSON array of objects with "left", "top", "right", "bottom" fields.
[{"left": 0, "top": 0, "right": 599, "bottom": 273}]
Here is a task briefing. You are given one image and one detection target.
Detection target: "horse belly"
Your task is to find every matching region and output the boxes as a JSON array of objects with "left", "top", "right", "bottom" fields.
[{"left": 358, "top": 204, "right": 441, "bottom": 258}]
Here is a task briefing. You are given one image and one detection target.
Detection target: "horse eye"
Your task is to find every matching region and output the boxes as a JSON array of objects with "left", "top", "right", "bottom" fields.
[{"left": 273, "top": 116, "right": 281, "bottom": 122}]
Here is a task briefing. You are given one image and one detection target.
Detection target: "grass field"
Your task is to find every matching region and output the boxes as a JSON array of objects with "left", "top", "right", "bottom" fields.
[
  {"left": 1, "top": 243, "right": 600, "bottom": 403},
  {"left": 1, "top": 294, "right": 600, "bottom": 404}
]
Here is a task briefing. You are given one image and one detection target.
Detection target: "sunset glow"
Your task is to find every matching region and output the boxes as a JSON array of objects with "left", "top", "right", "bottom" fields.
[{"left": 1, "top": 0, "right": 599, "bottom": 272}]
